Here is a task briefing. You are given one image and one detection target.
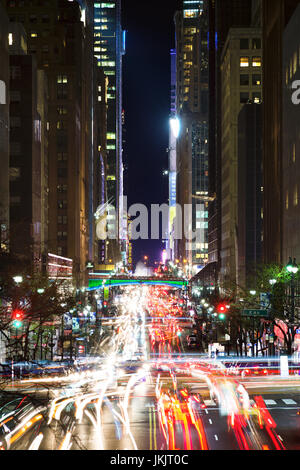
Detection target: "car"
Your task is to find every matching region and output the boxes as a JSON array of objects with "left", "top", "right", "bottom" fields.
[{"left": 240, "top": 364, "right": 269, "bottom": 378}]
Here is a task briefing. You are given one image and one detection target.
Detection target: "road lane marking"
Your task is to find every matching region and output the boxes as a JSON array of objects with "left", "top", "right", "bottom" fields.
[
  {"left": 149, "top": 408, "right": 152, "bottom": 450},
  {"left": 153, "top": 408, "right": 157, "bottom": 450},
  {"left": 209, "top": 419, "right": 212, "bottom": 424},
  {"left": 214, "top": 435, "right": 218, "bottom": 441}
]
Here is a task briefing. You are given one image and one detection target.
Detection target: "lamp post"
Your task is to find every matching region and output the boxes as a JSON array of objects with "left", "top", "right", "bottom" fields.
[{"left": 268, "top": 279, "right": 277, "bottom": 357}]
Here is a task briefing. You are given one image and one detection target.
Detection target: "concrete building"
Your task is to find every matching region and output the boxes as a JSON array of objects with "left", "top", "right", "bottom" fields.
[
  {"left": 3, "top": 0, "right": 95, "bottom": 286},
  {"left": 9, "top": 49, "right": 47, "bottom": 267},
  {"left": 207, "top": 0, "right": 252, "bottom": 284},
  {"left": 220, "top": 27, "right": 262, "bottom": 287},
  {"left": 0, "top": 4, "right": 9, "bottom": 252}
]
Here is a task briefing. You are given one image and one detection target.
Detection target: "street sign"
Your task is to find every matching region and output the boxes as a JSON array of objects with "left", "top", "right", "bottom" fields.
[{"left": 242, "top": 309, "right": 269, "bottom": 318}]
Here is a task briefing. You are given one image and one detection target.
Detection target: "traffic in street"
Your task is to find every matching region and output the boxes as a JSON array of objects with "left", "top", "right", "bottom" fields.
[{"left": 1, "top": 286, "right": 300, "bottom": 451}]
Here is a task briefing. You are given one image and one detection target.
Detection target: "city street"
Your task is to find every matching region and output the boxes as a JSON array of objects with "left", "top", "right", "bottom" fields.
[{"left": 1, "top": 286, "right": 300, "bottom": 452}]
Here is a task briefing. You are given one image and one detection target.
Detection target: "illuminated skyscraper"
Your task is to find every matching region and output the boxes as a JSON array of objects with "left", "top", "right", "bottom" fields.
[
  {"left": 93, "top": 1, "right": 126, "bottom": 264},
  {"left": 174, "top": 0, "right": 209, "bottom": 276},
  {"left": 167, "top": 49, "right": 177, "bottom": 261}
]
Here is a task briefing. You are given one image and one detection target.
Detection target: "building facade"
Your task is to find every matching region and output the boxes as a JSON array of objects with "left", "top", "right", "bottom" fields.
[
  {"left": 262, "top": 0, "right": 300, "bottom": 265},
  {"left": 0, "top": 4, "right": 9, "bottom": 252},
  {"left": 237, "top": 103, "right": 263, "bottom": 289},
  {"left": 92, "top": 0, "right": 126, "bottom": 266},
  {"left": 207, "top": 0, "right": 252, "bottom": 282},
  {"left": 3, "top": 0, "right": 96, "bottom": 286},
  {"left": 174, "top": 0, "right": 209, "bottom": 277},
  {"left": 282, "top": 4, "right": 300, "bottom": 266},
  {"left": 167, "top": 48, "right": 177, "bottom": 262},
  {"left": 220, "top": 27, "right": 262, "bottom": 287},
  {"left": 9, "top": 49, "right": 47, "bottom": 267}
]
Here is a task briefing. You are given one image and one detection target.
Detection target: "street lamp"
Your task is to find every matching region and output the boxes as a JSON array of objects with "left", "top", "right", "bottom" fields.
[
  {"left": 287, "top": 257, "right": 299, "bottom": 275},
  {"left": 268, "top": 278, "right": 278, "bottom": 356},
  {"left": 13, "top": 276, "right": 23, "bottom": 285}
]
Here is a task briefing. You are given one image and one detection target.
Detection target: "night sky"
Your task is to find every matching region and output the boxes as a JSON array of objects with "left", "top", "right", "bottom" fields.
[{"left": 122, "top": 0, "right": 181, "bottom": 269}]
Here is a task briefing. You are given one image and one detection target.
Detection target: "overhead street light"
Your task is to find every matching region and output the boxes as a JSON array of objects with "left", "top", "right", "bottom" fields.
[{"left": 169, "top": 116, "right": 180, "bottom": 139}]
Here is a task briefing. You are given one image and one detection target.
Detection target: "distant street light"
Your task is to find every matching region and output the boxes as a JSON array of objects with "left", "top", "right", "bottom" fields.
[{"left": 13, "top": 276, "right": 23, "bottom": 285}]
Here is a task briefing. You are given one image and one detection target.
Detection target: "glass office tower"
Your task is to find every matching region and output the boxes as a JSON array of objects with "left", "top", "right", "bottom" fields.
[{"left": 93, "top": 1, "right": 126, "bottom": 261}]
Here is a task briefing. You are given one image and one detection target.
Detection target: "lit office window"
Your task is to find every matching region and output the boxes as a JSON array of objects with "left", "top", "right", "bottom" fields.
[
  {"left": 184, "top": 10, "right": 199, "bottom": 18},
  {"left": 294, "top": 186, "right": 299, "bottom": 207},
  {"left": 0, "top": 80, "right": 6, "bottom": 104},
  {"left": 294, "top": 52, "right": 298, "bottom": 74},
  {"left": 240, "top": 57, "right": 249, "bottom": 67},
  {"left": 252, "top": 57, "right": 261, "bottom": 67},
  {"left": 293, "top": 143, "right": 296, "bottom": 163},
  {"left": 57, "top": 75, "right": 68, "bottom": 84},
  {"left": 100, "top": 61, "right": 115, "bottom": 67},
  {"left": 252, "top": 92, "right": 261, "bottom": 103},
  {"left": 107, "top": 133, "right": 116, "bottom": 140}
]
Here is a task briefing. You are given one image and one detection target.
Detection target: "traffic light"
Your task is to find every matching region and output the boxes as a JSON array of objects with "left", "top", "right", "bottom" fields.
[
  {"left": 216, "top": 303, "right": 228, "bottom": 321},
  {"left": 12, "top": 309, "right": 24, "bottom": 328}
]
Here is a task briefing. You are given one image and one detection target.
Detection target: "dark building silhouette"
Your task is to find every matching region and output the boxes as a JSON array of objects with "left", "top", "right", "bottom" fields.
[
  {"left": 262, "top": 0, "right": 300, "bottom": 265},
  {"left": 282, "top": 4, "right": 300, "bottom": 267},
  {"left": 9, "top": 51, "right": 46, "bottom": 266},
  {"left": 0, "top": 4, "right": 9, "bottom": 251},
  {"left": 237, "top": 103, "right": 263, "bottom": 288},
  {"left": 207, "top": 0, "right": 252, "bottom": 283}
]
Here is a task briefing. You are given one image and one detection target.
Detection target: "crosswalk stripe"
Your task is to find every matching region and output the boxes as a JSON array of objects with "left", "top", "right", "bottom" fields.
[
  {"left": 282, "top": 399, "right": 297, "bottom": 405},
  {"left": 204, "top": 400, "right": 217, "bottom": 407},
  {"left": 264, "top": 400, "right": 277, "bottom": 405}
]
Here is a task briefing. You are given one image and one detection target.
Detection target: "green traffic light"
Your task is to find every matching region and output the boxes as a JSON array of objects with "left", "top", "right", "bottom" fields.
[
  {"left": 13, "top": 320, "right": 22, "bottom": 329},
  {"left": 218, "top": 314, "right": 226, "bottom": 321}
]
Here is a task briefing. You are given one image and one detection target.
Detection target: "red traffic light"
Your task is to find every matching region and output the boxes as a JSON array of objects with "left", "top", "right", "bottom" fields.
[
  {"left": 216, "top": 303, "right": 226, "bottom": 314},
  {"left": 12, "top": 309, "right": 24, "bottom": 321}
]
